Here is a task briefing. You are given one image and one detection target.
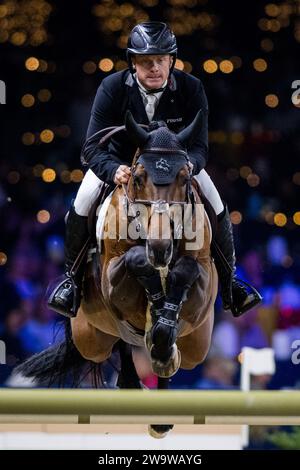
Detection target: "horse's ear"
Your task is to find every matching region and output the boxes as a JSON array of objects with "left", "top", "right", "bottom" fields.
[
  {"left": 177, "top": 109, "right": 204, "bottom": 148},
  {"left": 125, "top": 110, "right": 149, "bottom": 147}
]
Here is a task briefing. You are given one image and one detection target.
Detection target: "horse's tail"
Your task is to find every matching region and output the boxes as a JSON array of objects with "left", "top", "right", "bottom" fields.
[{"left": 13, "top": 321, "right": 104, "bottom": 387}]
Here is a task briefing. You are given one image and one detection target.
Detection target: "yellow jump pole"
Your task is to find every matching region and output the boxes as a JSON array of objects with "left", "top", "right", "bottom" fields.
[{"left": 0, "top": 390, "right": 299, "bottom": 419}]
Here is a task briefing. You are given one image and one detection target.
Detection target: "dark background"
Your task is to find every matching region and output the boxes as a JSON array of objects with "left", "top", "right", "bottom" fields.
[{"left": 0, "top": 0, "right": 300, "bottom": 395}]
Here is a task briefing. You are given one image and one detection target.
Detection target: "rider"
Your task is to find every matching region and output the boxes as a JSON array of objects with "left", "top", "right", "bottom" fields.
[{"left": 47, "top": 21, "right": 261, "bottom": 319}]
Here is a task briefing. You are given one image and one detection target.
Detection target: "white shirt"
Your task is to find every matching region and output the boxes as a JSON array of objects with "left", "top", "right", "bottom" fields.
[{"left": 136, "top": 76, "right": 167, "bottom": 122}]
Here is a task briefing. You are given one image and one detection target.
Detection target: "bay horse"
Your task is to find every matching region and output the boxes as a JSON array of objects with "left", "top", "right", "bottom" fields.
[
  {"left": 72, "top": 110, "right": 217, "bottom": 434},
  {"left": 16, "top": 110, "right": 218, "bottom": 438}
]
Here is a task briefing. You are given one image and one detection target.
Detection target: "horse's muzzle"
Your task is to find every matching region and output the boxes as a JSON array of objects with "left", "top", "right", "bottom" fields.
[{"left": 146, "top": 238, "right": 173, "bottom": 268}]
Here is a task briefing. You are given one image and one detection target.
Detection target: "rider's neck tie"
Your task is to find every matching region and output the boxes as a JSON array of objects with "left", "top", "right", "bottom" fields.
[{"left": 136, "top": 77, "right": 167, "bottom": 122}]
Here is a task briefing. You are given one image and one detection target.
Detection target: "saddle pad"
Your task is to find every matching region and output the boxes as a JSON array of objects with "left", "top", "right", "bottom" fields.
[
  {"left": 96, "top": 191, "right": 113, "bottom": 253},
  {"left": 204, "top": 209, "right": 212, "bottom": 245}
]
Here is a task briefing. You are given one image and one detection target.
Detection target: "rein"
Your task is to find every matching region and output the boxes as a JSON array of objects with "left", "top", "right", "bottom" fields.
[{"left": 80, "top": 123, "right": 148, "bottom": 165}]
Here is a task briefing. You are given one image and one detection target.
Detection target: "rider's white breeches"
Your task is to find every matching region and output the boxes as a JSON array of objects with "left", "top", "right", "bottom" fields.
[
  {"left": 74, "top": 168, "right": 224, "bottom": 217},
  {"left": 74, "top": 169, "right": 103, "bottom": 216},
  {"left": 193, "top": 170, "right": 224, "bottom": 215}
]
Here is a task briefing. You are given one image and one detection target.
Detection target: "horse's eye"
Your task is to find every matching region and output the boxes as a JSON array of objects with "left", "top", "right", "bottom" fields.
[{"left": 178, "top": 170, "right": 189, "bottom": 186}]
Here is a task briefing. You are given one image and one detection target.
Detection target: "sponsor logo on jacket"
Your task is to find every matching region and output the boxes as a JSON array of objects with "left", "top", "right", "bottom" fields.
[{"left": 166, "top": 117, "right": 183, "bottom": 124}]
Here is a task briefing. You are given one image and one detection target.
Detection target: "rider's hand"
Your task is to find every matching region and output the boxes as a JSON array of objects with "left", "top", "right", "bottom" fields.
[{"left": 113, "top": 165, "right": 131, "bottom": 185}]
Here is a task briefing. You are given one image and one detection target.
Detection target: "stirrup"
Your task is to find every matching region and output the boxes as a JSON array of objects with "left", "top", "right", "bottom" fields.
[
  {"left": 230, "top": 279, "right": 262, "bottom": 317},
  {"left": 46, "top": 274, "right": 80, "bottom": 318}
]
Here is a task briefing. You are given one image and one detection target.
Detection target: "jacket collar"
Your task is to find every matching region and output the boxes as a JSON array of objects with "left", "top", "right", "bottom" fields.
[
  {"left": 125, "top": 71, "right": 177, "bottom": 91},
  {"left": 125, "top": 71, "right": 177, "bottom": 123}
]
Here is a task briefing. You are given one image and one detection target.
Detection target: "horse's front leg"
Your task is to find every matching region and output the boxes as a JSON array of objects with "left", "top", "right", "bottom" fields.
[
  {"left": 150, "top": 255, "right": 202, "bottom": 375},
  {"left": 125, "top": 245, "right": 166, "bottom": 321}
]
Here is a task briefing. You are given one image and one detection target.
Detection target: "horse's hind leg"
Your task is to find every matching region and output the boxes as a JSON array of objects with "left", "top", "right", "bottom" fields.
[
  {"left": 71, "top": 307, "right": 119, "bottom": 363},
  {"left": 117, "top": 341, "right": 142, "bottom": 389},
  {"left": 149, "top": 376, "right": 174, "bottom": 439}
]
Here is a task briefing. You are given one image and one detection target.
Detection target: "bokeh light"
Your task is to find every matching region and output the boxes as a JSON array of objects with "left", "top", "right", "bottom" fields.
[
  {"left": 10, "top": 31, "right": 27, "bottom": 46},
  {"left": 219, "top": 60, "right": 234, "bottom": 73},
  {"left": 253, "top": 58, "right": 268, "bottom": 72},
  {"left": 22, "top": 132, "right": 35, "bottom": 145},
  {"left": 60, "top": 170, "right": 71, "bottom": 184},
  {"left": 274, "top": 213, "right": 287, "bottom": 227},
  {"left": 82, "top": 61, "right": 97, "bottom": 74},
  {"left": 293, "top": 212, "right": 300, "bottom": 225},
  {"left": 0, "top": 252, "right": 7, "bottom": 266},
  {"left": 40, "top": 129, "right": 54, "bottom": 143},
  {"left": 37, "top": 89, "right": 52, "bottom": 102},
  {"left": 247, "top": 173, "right": 260, "bottom": 187},
  {"left": 37, "top": 210, "right": 50, "bottom": 224},
  {"left": 42, "top": 168, "right": 56, "bottom": 183},
  {"left": 203, "top": 59, "right": 218, "bottom": 73},
  {"left": 99, "top": 58, "right": 114, "bottom": 72},
  {"left": 70, "top": 169, "right": 84, "bottom": 183},
  {"left": 175, "top": 59, "right": 184, "bottom": 70},
  {"left": 265, "top": 94, "right": 279, "bottom": 108},
  {"left": 230, "top": 211, "right": 243, "bottom": 225},
  {"left": 21, "top": 94, "right": 35, "bottom": 107},
  {"left": 240, "top": 166, "right": 252, "bottom": 179},
  {"left": 265, "top": 4, "right": 280, "bottom": 17},
  {"left": 25, "top": 57, "right": 39, "bottom": 71}
]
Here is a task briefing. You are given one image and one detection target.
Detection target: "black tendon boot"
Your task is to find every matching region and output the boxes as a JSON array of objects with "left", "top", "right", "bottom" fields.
[
  {"left": 151, "top": 256, "right": 202, "bottom": 362},
  {"left": 47, "top": 204, "right": 89, "bottom": 318},
  {"left": 212, "top": 205, "right": 262, "bottom": 317}
]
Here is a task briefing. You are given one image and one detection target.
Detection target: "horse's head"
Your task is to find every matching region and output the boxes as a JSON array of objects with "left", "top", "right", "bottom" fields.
[{"left": 125, "top": 110, "right": 203, "bottom": 269}]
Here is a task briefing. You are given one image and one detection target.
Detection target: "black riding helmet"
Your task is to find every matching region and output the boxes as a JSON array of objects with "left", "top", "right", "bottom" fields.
[{"left": 127, "top": 21, "right": 177, "bottom": 75}]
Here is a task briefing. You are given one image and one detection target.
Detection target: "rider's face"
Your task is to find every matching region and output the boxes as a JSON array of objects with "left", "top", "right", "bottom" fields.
[{"left": 133, "top": 54, "right": 172, "bottom": 90}]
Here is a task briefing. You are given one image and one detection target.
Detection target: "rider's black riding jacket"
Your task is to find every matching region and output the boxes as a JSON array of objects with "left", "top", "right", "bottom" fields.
[{"left": 81, "top": 69, "right": 209, "bottom": 185}]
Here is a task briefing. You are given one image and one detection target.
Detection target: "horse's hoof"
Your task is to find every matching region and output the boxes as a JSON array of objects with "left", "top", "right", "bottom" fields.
[
  {"left": 148, "top": 424, "right": 173, "bottom": 439},
  {"left": 150, "top": 344, "right": 181, "bottom": 378}
]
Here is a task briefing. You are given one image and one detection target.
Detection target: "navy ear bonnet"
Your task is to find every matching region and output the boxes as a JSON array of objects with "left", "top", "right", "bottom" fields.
[{"left": 136, "top": 126, "right": 188, "bottom": 185}]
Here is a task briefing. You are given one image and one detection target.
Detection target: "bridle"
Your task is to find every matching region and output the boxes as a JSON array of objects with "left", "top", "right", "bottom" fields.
[{"left": 122, "top": 146, "right": 196, "bottom": 244}]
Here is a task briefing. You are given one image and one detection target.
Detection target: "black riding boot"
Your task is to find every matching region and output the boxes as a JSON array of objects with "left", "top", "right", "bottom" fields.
[
  {"left": 47, "top": 204, "right": 89, "bottom": 318},
  {"left": 212, "top": 205, "right": 262, "bottom": 317}
]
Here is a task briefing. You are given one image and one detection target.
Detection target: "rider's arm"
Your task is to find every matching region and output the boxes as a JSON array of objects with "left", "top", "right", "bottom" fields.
[
  {"left": 184, "top": 78, "right": 209, "bottom": 174},
  {"left": 81, "top": 76, "right": 123, "bottom": 184}
]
